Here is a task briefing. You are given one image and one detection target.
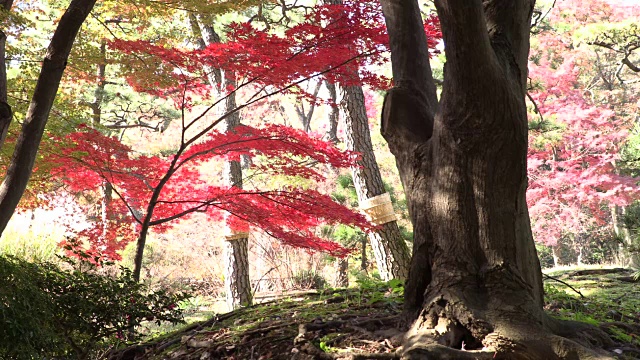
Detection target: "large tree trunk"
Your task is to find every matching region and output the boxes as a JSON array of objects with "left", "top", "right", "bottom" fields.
[
  {"left": 380, "top": 0, "right": 615, "bottom": 358},
  {"left": 342, "top": 85, "right": 411, "bottom": 281},
  {"left": 0, "top": 0, "right": 97, "bottom": 235}
]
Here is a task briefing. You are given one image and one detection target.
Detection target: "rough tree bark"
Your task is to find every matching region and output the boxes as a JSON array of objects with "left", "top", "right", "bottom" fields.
[
  {"left": 192, "top": 17, "right": 252, "bottom": 309},
  {"left": 380, "top": 0, "right": 616, "bottom": 358},
  {"left": 324, "top": 0, "right": 410, "bottom": 281},
  {"left": 0, "top": 0, "right": 97, "bottom": 235},
  {"left": 221, "top": 72, "right": 253, "bottom": 310},
  {"left": 334, "top": 257, "right": 349, "bottom": 287},
  {"left": 325, "top": 80, "right": 340, "bottom": 143},
  {"left": 342, "top": 85, "right": 411, "bottom": 281}
]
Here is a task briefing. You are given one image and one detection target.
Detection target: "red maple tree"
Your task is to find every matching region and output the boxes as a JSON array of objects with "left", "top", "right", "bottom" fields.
[
  {"left": 42, "top": 0, "right": 442, "bottom": 265},
  {"left": 48, "top": 123, "right": 372, "bottom": 261},
  {"left": 108, "top": 0, "right": 441, "bottom": 102}
]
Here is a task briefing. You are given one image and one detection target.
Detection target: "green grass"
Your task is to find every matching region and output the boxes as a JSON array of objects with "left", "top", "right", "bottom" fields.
[{"left": 543, "top": 267, "right": 640, "bottom": 345}]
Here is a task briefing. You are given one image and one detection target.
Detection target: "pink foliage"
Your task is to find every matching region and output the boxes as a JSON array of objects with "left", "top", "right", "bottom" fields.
[{"left": 526, "top": 0, "right": 640, "bottom": 245}]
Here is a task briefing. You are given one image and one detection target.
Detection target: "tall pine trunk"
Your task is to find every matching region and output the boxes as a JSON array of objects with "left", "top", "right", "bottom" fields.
[
  {"left": 191, "top": 17, "right": 252, "bottom": 309},
  {"left": 324, "top": 0, "right": 410, "bottom": 281},
  {"left": 223, "top": 235, "right": 251, "bottom": 309},
  {"left": 380, "top": 0, "right": 615, "bottom": 358},
  {"left": 222, "top": 73, "right": 252, "bottom": 310},
  {"left": 342, "top": 85, "right": 410, "bottom": 281}
]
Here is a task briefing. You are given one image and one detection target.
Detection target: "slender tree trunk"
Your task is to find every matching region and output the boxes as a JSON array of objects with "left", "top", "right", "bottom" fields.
[
  {"left": 295, "top": 80, "right": 322, "bottom": 132},
  {"left": 334, "top": 257, "right": 349, "bottom": 287},
  {"left": 323, "top": 0, "right": 410, "bottom": 281},
  {"left": 221, "top": 73, "right": 252, "bottom": 309},
  {"left": 342, "top": 85, "right": 411, "bottom": 281},
  {"left": 611, "top": 205, "right": 639, "bottom": 268},
  {"left": 100, "top": 182, "right": 113, "bottom": 244},
  {"left": 552, "top": 244, "right": 561, "bottom": 268},
  {"left": 192, "top": 17, "right": 252, "bottom": 309},
  {"left": 90, "top": 41, "right": 107, "bottom": 127},
  {"left": 361, "top": 234, "right": 367, "bottom": 271},
  {"left": 325, "top": 80, "right": 339, "bottom": 143},
  {"left": 0, "top": 0, "right": 14, "bottom": 147},
  {"left": 0, "top": 0, "right": 97, "bottom": 235},
  {"left": 87, "top": 41, "right": 115, "bottom": 246},
  {"left": 380, "top": 0, "right": 614, "bottom": 358}
]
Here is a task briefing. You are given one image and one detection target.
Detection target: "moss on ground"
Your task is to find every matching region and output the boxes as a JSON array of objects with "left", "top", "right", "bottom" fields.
[{"left": 109, "top": 272, "right": 640, "bottom": 359}]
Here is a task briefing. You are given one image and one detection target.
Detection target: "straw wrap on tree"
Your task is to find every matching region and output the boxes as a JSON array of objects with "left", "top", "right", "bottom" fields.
[
  {"left": 224, "top": 231, "right": 250, "bottom": 241},
  {"left": 360, "top": 192, "right": 397, "bottom": 226}
]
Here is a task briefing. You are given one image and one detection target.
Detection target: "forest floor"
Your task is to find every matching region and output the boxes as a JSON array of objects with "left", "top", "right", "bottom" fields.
[{"left": 110, "top": 268, "right": 640, "bottom": 360}]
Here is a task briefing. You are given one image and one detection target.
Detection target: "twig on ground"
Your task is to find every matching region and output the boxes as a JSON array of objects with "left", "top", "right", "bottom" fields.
[{"left": 543, "top": 273, "right": 585, "bottom": 298}]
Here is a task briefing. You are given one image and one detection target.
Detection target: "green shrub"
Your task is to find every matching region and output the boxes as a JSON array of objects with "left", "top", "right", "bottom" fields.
[
  {"left": 0, "top": 249, "right": 191, "bottom": 360},
  {"left": 0, "top": 255, "right": 60, "bottom": 359},
  {"left": 291, "top": 269, "right": 327, "bottom": 290}
]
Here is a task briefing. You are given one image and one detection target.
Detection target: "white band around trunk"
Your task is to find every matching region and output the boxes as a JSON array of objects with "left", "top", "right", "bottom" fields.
[
  {"left": 360, "top": 192, "right": 397, "bottom": 225},
  {"left": 224, "top": 231, "right": 250, "bottom": 241}
]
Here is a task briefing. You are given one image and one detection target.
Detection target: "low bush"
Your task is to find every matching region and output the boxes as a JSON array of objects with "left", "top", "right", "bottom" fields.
[
  {"left": 291, "top": 269, "right": 327, "bottom": 290},
  {"left": 0, "top": 247, "right": 191, "bottom": 360}
]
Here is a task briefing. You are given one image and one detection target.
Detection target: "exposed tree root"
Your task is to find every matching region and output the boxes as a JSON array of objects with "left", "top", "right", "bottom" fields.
[
  {"left": 543, "top": 273, "right": 586, "bottom": 298},
  {"left": 567, "top": 268, "right": 628, "bottom": 277},
  {"left": 549, "top": 318, "right": 616, "bottom": 349},
  {"left": 615, "top": 276, "right": 639, "bottom": 283},
  {"left": 402, "top": 344, "right": 495, "bottom": 359},
  {"left": 401, "top": 290, "right": 619, "bottom": 360},
  {"left": 403, "top": 327, "right": 616, "bottom": 360},
  {"left": 600, "top": 321, "right": 640, "bottom": 334}
]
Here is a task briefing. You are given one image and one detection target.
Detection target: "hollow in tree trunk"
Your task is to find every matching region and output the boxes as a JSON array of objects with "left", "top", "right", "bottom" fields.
[{"left": 380, "top": 0, "right": 616, "bottom": 358}]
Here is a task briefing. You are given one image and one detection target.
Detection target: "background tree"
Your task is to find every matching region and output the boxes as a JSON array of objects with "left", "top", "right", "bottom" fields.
[
  {"left": 0, "top": 0, "right": 97, "bottom": 234},
  {"left": 190, "top": 15, "right": 253, "bottom": 309},
  {"left": 321, "top": 0, "right": 419, "bottom": 281},
  {"left": 526, "top": 0, "right": 640, "bottom": 268}
]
